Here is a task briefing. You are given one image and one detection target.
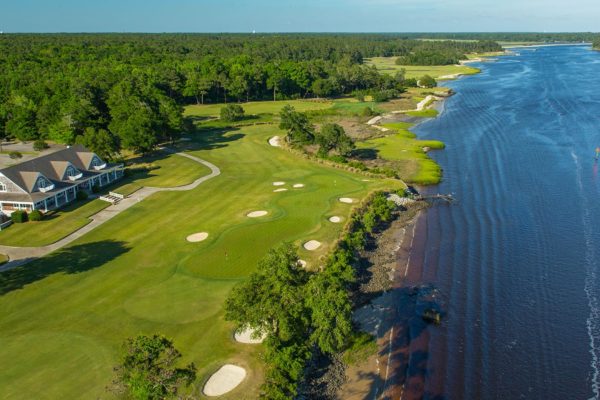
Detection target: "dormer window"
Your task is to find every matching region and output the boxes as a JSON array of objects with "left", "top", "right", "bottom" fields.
[
  {"left": 91, "top": 156, "right": 106, "bottom": 171},
  {"left": 66, "top": 166, "right": 83, "bottom": 181},
  {"left": 37, "top": 177, "right": 55, "bottom": 193}
]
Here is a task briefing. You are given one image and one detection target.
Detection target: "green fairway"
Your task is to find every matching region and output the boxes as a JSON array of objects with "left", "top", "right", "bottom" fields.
[
  {"left": 184, "top": 99, "right": 333, "bottom": 118},
  {"left": 355, "top": 122, "right": 444, "bottom": 184},
  {"left": 365, "top": 57, "right": 480, "bottom": 79},
  {"left": 0, "top": 120, "right": 400, "bottom": 399},
  {"left": 0, "top": 200, "right": 110, "bottom": 247}
]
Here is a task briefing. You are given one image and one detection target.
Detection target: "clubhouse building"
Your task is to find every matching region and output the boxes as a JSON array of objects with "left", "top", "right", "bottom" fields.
[{"left": 0, "top": 144, "right": 124, "bottom": 215}]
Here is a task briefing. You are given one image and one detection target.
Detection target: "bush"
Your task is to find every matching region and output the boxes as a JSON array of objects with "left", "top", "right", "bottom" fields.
[
  {"left": 29, "top": 209, "right": 43, "bottom": 221},
  {"left": 418, "top": 75, "right": 437, "bottom": 88},
  {"left": 33, "top": 140, "right": 49, "bottom": 152},
  {"left": 361, "top": 107, "right": 376, "bottom": 117},
  {"left": 11, "top": 210, "right": 28, "bottom": 223},
  {"left": 9, "top": 151, "right": 22, "bottom": 160},
  {"left": 220, "top": 104, "right": 245, "bottom": 122},
  {"left": 91, "top": 184, "right": 100, "bottom": 194},
  {"left": 76, "top": 190, "right": 88, "bottom": 201}
]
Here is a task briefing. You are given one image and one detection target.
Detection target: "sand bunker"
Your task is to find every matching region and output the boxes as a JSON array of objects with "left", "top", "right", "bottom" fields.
[
  {"left": 297, "top": 260, "right": 307, "bottom": 268},
  {"left": 303, "top": 240, "right": 322, "bottom": 251},
  {"left": 247, "top": 210, "right": 268, "bottom": 218},
  {"left": 234, "top": 327, "right": 266, "bottom": 344},
  {"left": 273, "top": 188, "right": 288, "bottom": 192},
  {"left": 329, "top": 216, "right": 342, "bottom": 223},
  {"left": 268, "top": 136, "right": 281, "bottom": 147},
  {"left": 339, "top": 198, "right": 354, "bottom": 204},
  {"left": 203, "top": 364, "right": 247, "bottom": 397},
  {"left": 186, "top": 232, "right": 208, "bottom": 242},
  {"left": 272, "top": 181, "right": 286, "bottom": 186},
  {"left": 293, "top": 184, "right": 304, "bottom": 188}
]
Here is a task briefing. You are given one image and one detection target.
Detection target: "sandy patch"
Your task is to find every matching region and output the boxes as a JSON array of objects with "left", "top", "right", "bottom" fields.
[
  {"left": 247, "top": 210, "right": 268, "bottom": 218},
  {"left": 186, "top": 232, "right": 208, "bottom": 242},
  {"left": 273, "top": 188, "right": 288, "bottom": 192},
  {"left": 416, "top": 95, "right": 434, "bottom": 111},
  {"left": 268, "top": 136, "right": 281, "bottom": 147},
  {"left": 367, "top": 116, "right": 382, "bottom": 125},
  {"left": 273, "top": 181, "right": 286, "bottom": 186},
  {"left": 293, "top": 184, "right": 304, "bottom": 188},
  {"left": 203, "top": 364, "right": 247, "bottom": 397},
  {"left": 298, "top": 259, "right": 307, "bottom": 268},
  {"left": 234, "top": 327, "right": 266, "bottom": 344},
  {"left": 329, "top": 216, "right": 342, "bottom": 223},
  {"left": 339, "top": 197, "right": 354, "bottom": 204},
  {"left": 303, "top": 240, "right": 322, "bottom": 251}
]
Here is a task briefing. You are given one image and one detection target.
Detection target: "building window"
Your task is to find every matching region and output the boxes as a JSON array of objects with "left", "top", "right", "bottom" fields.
[{"left": 0, "top": 183, "right": 6, "bottom": 192}]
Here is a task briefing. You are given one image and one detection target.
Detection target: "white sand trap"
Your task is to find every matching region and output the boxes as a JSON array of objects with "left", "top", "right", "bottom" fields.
[
  {"left": 339, "top": 197, "right": 354, "bottom": 204},
  {"left": 273, "top": 181, "right": 286, "bottom": 186},
  {"left": 329, "top": 216, "right": 342, "bottom": 223},
  {"left": 298, "top": 259, "right": 307, "bottom": 268},
  {"left": 273, "top": 188, "right": 288, "bottom": 193},
  {"left": 247, "top": 210, "right": 268, "bottom": 218},
  {"left": 293, "top": 183, "right": 304, "bottom": 188},
  {"left": 186, "top": 232, "right": 208, "bottom": 242},
  {"left": 234, "top": 327, "right": 266, "bottom": 344},
  {"left": 303, "top": 240, "right": 322, "bottom": 251},
  {"left": 203, "top": 364, "right": 247, "bottom": 397},
  {"left": 268, "top": 136, "right": 281, "bottom": 147}
]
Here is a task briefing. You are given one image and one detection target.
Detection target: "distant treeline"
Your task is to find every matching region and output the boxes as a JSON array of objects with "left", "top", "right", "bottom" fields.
[
  {"left": 594, "top": 38, "right": 600, "bottom": 50},
  {"left": 399, "top": 32, "right": 600, "bottom": 43},
  {"left": 0, "top": 34, "right": 501, "bottom": 154}
]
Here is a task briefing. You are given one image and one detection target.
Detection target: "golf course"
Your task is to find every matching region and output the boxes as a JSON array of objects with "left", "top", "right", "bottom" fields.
[{"left": 0, "top": 105, "right": 402, "bottom": 398}]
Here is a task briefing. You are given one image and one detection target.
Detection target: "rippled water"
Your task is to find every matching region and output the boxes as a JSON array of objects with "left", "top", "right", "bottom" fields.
[{"left": 413, "top": 45, "right": 600, "bottom": 400}]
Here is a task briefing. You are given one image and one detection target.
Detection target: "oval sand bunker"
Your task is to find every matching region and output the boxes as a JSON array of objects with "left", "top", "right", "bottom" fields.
[
  {"left": 339, "top": 197, "right": 354, "bottom": 204},
  {"left": 272, "top": 181, "right": 286, "bottom": 186},
  {"left": 268, "top": 136, "right": 281, "bottom": 147},
  {"left": 247, "top": 210, "right": 268, "bottom": 218},
  {"left": 186, "top": 232, "right": 208, "bottom": 242},
  {"left": 234, "top": 327, "right": 266, "bottom": 344},
  {"left": 293, "top": 183, "right": 304, "bottom": 188},
  {"left": 329, "top": 216, "right": 342, "bottom": 223},
  {"left": 203, "top": 364, "right": 247, "bottom": 397},
  {"left": 273, "top": 188, "right": 288, "bottom": 192},
  {"left": 303, "top": 240, "right": 322, "bottom": 251}
]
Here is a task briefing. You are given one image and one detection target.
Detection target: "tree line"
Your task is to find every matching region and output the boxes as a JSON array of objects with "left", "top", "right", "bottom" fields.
[{"left": 0, "top": 34, "right": 500, "bottom": 156}]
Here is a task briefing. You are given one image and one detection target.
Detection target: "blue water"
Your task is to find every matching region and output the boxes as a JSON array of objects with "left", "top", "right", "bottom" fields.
[{"left": 413, "top": 45, "right": 600, "bottom": 400}]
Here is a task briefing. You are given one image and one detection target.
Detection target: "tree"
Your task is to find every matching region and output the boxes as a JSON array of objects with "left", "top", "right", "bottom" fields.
[
  {"left": 225, "top": 243, "right": 309, "bottom": 342},
  {"left": 418, "top": 74, "right": 437, "bottom": 88},
  {"left": 110, "top": 334, "right": 196, "bottom": 400},
  {"left": 220, "top": 104, "right": 245, "bottom": 122},
  {"left": 316, "top": 123, "right": 355, "bottom": 157},
  {"left": 77, "top": 127, "right": 120, "bottom": 160},
  {"left": 278, "top": 105, "right": 315, "bottom": 146},
  {"left": 5, "top": 94, "right": 38, "bottom": 142}
]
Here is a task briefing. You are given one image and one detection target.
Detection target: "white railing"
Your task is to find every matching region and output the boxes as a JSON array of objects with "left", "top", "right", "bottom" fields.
[
  {"left": 93, "top": 163, "right": 107, "bottom": 170},
  {"left": 39, "top": 184, "right": 55, "bottom": 193},
  {"left": 68, "top": 172, "right": 83, "bottom": 181}
]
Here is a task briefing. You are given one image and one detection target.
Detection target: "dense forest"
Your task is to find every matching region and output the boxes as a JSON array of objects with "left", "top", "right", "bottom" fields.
[
  {"left": 594, "top": 38, "right": 600, "bottom": 50},
  {"left": 0, "top": 34, "right": 501, "bottom": 155}
]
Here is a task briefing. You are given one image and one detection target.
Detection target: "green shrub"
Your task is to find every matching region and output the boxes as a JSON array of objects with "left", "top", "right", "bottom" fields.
[
  {"left": 91, "top": 184, "right": 100, "bottom": 194},
  {"left": 76, "top": 190, "right": 88, "bottom": 201},
  {"left": 33, "top": 140, "right": 49, "bottom": 152},
  {"left": 29, "top": 209, "right": 43, "bottom": 221},
  {"left": 9, "top": 151, "right": 22, "bottom": 160},
  {"left": 418, "top": 75, "right": 437, "bottom": 88},
  {"left": 220, "top": 104, "right": 245, "bottom": 122},
  {"left": 361, "top": 107, "right": 376, "bottom": 117},
  {"left": 11, "top": 210, "right": 28, "bottom": 223}
]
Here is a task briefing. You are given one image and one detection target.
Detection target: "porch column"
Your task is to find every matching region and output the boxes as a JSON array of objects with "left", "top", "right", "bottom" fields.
[
  {"left": 55, "top": 194, "right": 59, "bottom": 207},
  {"left": 44, "top": 199, "right": 48, "bottom": 212}
]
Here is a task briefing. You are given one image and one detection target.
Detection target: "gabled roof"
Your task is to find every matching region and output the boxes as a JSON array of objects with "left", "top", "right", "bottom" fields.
[{"left": 0, "top": 144, "right": 103, "bottom": 194}]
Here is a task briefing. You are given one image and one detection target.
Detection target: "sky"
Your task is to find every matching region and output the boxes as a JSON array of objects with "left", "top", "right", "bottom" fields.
[{"left": 2, "top": 0, "right": 599, "bottom": 33}]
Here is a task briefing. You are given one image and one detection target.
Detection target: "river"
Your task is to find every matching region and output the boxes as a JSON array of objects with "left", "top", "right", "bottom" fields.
[{"left": 408, "top": 45, "right": 600, "bottom": 400}]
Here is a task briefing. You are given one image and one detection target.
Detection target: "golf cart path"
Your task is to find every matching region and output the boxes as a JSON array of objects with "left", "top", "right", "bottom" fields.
[{"left": 0, "top": 149, "right": 220, "bottom": 271}]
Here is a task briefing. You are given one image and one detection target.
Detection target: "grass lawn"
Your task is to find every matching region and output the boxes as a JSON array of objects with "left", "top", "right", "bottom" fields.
[
  {"left": 0, "top": 118, "right": 401, "bottom": 399},
  {"left": 365, "top": 57, "right": 480, "bottom": 79},
  {"left": 355, "top": 122, "right": 444, "bottom": 184},
  {"left": 113, "top": 152, "right": 212, "bottom": 196},
  {"left": 0, "top": 254, "right": 8, "bottom": 265},
  {"left": 0, "top": 200, "right": 110, "bottom": 247},
  {"left": 184, "top": 99, "right": 333, "bottom": 118}
]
